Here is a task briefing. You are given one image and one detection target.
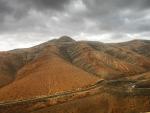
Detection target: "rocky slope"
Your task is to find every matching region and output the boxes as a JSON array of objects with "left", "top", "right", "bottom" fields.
[{"left": 0, "top": 36, "right": 149, "bottom": 101}]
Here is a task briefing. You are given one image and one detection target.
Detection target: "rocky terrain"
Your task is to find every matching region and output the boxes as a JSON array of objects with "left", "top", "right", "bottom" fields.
[{"left": 0, "top": 36, "right": 149, "bottom": 113}]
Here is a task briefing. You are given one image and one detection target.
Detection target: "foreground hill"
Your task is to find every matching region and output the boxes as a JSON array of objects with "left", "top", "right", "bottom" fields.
[
  {"left": 0, "top": 36, "right": 149, "bottom": 101},
  {"left": 0, "top": 45, "right": 99, "bottom": 101}
]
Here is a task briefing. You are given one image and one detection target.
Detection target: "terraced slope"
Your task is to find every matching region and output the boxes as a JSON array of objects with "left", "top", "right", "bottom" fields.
[
  {"left": 115, "top": 40, "right": 150, "bottom": 58},
  {"left": 127, "top": 72, "right": 150, "bottom": 88},
  {"left": 89, "top": 41, "right": 150, "bottom": 70},
  {"left": 64, "top": 42, "right": 149, "bottom": 79}
]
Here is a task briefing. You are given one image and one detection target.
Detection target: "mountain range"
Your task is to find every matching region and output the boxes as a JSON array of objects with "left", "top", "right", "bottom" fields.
[{"left": 0, "top": 36, "right": 149, "bottom": 101}]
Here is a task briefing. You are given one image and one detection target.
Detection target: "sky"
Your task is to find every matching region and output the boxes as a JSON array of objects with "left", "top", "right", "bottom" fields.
[{"left": 0, "top": 0, "right": 150, "bottom": 50}]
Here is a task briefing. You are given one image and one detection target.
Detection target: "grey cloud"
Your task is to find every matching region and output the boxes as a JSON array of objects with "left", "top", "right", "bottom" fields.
[
  {"left": 0, "top": 0, "right": 150, "bottom": 48},
  {"left": 79, "top": 0, "right": 150, "bottom": 35},
  {"left": 18, "top": 0, "right": 71, "bottom": 11},
  {"left": 0, "top": 0, "right": 71, "bottom": 21},
  {"left": 0, "top": 0, "right": 71, "bottom": 32},
  {"left": 0, "top": 0, "right": 13, "bottom": 14}
]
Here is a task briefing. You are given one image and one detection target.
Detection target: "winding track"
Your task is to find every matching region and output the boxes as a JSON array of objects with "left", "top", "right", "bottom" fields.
[
  {"left": 0, "top": 80, "right": 104, "bottom": 106},
  {"left": 0, "top": 79, "right": 150, "bottom": 107}
]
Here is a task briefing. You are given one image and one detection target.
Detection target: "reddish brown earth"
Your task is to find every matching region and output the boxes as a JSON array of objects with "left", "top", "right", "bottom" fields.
[
  {"left": 30, "top": 93, "right": 150, "bottom": 113},
  {"left": 0, "top": 36, "right": 149, "bottom": 113},
  {"left": 0, "top": 43, "right": 99, "bottom": 101}
]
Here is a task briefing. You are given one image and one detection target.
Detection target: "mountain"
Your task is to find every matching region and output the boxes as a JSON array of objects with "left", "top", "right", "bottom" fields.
[
  {"left": 115, "top": 39, "right": 150, "bottom": 57},
  {"left": 0, "top": 36, "right": 149, "bottom": 101}
]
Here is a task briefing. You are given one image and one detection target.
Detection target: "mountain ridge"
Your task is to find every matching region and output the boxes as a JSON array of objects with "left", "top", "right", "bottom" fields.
[{"left": 0, "top": 36, "right": 149, "bottom": 101}]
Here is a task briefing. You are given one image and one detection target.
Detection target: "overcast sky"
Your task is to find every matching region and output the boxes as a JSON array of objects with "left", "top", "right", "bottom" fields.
[{"left": 0, "top": 0, "right": 150, "bottom": 50}]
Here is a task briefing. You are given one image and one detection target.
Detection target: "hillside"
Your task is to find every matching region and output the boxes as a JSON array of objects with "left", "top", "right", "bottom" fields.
[
  {"left": 0, "top": 36, "right": 149, "bottom": 102},
  {"left": 0, "top": 48, "right": 99, "bottom": 101},
  {"left": 115, "top": 40, "right": 150, "bottom": 57}
]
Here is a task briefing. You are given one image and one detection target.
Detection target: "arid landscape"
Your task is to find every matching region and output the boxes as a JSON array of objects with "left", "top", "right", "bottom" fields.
[
  {"left": 0, "top": 36, "right": 149, "bottom": 113},
  {"left": 0, "top": 0, "right": 150, "bottom": 112}
]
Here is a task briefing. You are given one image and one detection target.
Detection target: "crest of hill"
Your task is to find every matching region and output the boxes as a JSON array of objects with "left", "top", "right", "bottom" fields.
[{"left": 51, "top": 36, "right": 76, "bottom": 43}]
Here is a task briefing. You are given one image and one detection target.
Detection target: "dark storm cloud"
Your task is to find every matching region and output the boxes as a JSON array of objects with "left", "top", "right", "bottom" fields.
[
  {"left": 0, "top": 0, "right": 71, "bottom": 21},
  {"left": 0, "top": 0, "right": 11, "bottom": 13},
  {"left": 0, "top": 0, "right": 150, "bottom": 34},
  {"left": 81, "top": 0, "right": 150, "bottom": 33},
  {"left": 0, "top": 0, "right": 150, "bottom": 50},
  {"left": 0, "top": 0, "right": 71, "bottom": 32},
  {"left": 83, "top": 0, "right": 150, "bottom": 11},
  {"left": 18, "top": 0, "right": 71, "bottom": 11}
]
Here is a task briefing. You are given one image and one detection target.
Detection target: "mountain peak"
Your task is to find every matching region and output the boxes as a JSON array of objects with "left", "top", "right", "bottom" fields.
[{"left": 57, "top": 36, "right": 75, "bottom": 42}]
